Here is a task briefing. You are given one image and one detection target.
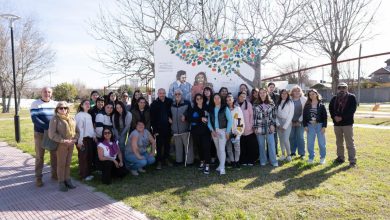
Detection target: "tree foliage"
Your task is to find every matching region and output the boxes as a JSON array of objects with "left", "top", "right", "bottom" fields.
[{"left": 53, "top": 83, "right": 78, "bottom": 102}]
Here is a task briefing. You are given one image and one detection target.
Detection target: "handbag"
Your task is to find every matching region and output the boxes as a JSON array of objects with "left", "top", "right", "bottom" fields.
[{"left": 42, "top": 130, "right": 58, "bottom": 151}]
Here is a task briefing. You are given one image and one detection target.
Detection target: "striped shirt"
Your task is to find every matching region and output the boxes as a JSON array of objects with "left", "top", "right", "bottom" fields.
[{"left": 30, "top": 99, "right": 57, "bottom": 133}]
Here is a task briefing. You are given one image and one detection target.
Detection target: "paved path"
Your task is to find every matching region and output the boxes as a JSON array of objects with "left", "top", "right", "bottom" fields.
[{"left": 0, "top": 142, "right": 148, "bottom": 220}]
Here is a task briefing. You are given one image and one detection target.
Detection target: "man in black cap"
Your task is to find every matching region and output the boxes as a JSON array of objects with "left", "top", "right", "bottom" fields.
[{"left": 329, "top": 82, "right": 357, "bottom": 167}]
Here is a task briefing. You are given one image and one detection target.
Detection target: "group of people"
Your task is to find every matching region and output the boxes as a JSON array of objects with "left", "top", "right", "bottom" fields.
[{"left": 31, "top": 76, "right": 357, "bottom": 191}]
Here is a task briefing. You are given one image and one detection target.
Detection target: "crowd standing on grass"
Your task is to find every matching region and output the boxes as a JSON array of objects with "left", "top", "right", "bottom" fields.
[{"left": 30, "top": 75, "right": 359, "bottom": 191}]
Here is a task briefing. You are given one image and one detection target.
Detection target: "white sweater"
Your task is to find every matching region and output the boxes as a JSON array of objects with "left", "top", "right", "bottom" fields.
[
  {"left": 230, "top": 105, "right": 245, "bottom": 137},
  {"left": 75, "top": 112, "right": 96, "bottom": 145},
  {"left": 276, "top": 100, "right": 294, "bottom": 129}
]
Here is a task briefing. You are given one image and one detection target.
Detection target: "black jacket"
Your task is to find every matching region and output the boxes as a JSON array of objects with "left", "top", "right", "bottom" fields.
[
  {"left": 302, "top": 102, "right": 328, "bottom": 127},
  {"left": 189, "top": 105, "right": 210, "bottom": 135},
  {"left": 130, "top": 107, "right": 151, "bottom": 131},
  {"left": 150, "top": 97, "right": 173, "bottom": 135},
  {"left": 269, "top": 92, "right": 280, "bottom": 104},
  {"left": 329, "top": 93, "right": 357, "bottom": 126}
]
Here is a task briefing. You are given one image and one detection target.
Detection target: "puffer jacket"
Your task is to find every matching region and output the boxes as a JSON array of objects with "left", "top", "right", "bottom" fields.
[{"left": 171, "top": 99, "right": 191, "bottom": 134}]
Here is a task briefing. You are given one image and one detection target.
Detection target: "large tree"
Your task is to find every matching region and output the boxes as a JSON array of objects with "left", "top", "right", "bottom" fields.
[
  {"left": 304, "top": 0, "right": 377, "bottom": 92},
  {"left": 91, "top": 0, "right": 309, "bottom": 88},
  {"left": 0, "top": 17, "right": 55, "bottom": 112}
]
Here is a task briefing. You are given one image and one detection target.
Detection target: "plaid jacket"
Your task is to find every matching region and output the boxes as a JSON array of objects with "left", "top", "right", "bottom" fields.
[{"left": 253, "top": 103, "right": 276, "bottom": 135}]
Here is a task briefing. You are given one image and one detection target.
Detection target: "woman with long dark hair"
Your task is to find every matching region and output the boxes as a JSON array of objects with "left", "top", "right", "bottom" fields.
[
  {"left": 207, "top": 93, "right": 233, "bottom": 175},
  {"left": 112, "top": 102, "right": 132, "bottom": 153},
  {"left": 130, "top": 89, "right": 143, "bottom": 111},
  {"left": 131, "top": 97, "right": 151, "bottom": 132},
  {"left": 276, "top": 89, "right": 294, "bottom": 162},
  {"left": 97, "top": 127, "right": 127, "bottom": 184},
  {"left": 250, "top": 88, "right": 259, "bottom": 104},
  {"left": 303, "top": 89, "right": 327, "bottom": 164},
  {"left": 190, "top": 93, "right": 212, "bottom": 174},
  {"left": 253, "top": 88, "right": 278, "bottom": 167},
  {"left": 237, "top": 91, "right": 259, "bottom": 166}
]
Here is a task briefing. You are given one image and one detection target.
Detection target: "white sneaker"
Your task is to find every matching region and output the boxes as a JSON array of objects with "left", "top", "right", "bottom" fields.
[
  {"left": 286, "top": 156, "right": 292, "bottom": 162},
  {"left": 84, "top": 175, "right": 94, "bottom": 181},
  {"left": 130, "top": 170, "right": 139, "bottom": 176},
  {"left": 216, "top": 167, "right": 221, "bottom": 172},
  {"left": 260, "top": 163, "right": 266, "bottom": 166},
  {"left": 320, "top": 158, "right": 326, "bottom": 165},
  {"left": 307, "top": 159, "right": 314, "bottom": 164},
  {"left": 279, "top": 156, "right": 286, "bottom": 161},
  {"left": 272, "top": 163, "right": 278, "bottom": 167},
  {"left": 219, "top": 169, "right": 226, "bottom": 175},
  {"left": 138, "top": 168, "right": 146, "bottom": 173}
]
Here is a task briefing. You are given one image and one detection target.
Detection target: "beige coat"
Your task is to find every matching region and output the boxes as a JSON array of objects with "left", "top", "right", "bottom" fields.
[{"left": 48, "top": 115, "right": 80, "bottom": 143}]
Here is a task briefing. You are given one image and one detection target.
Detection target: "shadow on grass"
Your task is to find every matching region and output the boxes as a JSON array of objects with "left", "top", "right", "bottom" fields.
[{"left": 275, "top": 163, "right": 351, "bottom": 197}]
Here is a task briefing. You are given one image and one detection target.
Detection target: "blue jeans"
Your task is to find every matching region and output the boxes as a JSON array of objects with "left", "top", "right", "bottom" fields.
[
  {"left": 307, "top": 123, "right": 326, "bottom": 160},
  {"left": 256, "top": 133, "right": 278, "bottom": 166},
  {"left": 290, "top": 123, "right": 305, "bottom": 156},
  {"left": 125, "top": 152, "right": 155, "bottom": 171}
]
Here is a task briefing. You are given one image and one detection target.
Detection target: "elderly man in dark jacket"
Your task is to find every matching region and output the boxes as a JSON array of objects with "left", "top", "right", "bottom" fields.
[
  {"left": 329, "top": 82, "right": 357, "bottom": 167},
  {"left": 151, "top": 88, "right": 173, "bottom": 170},
  {"left": 170, "top": 89, "right": 193, "bottom": 165}
]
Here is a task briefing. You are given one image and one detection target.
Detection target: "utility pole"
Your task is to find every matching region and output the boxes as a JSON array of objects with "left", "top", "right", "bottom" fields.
[{"left": 357, "top": 44, "right": 362, "bottom": 106}]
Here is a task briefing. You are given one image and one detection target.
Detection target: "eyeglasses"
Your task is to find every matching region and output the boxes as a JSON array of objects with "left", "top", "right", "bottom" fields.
[
  {"left": 103, "top": 132, "right": 112, "bottom": 135},
  {"left": 58, "top": 107, "right": 68, "bottom": 110},
  {"left": 338, "top": 86, "right": 347, "bottom": 89}
]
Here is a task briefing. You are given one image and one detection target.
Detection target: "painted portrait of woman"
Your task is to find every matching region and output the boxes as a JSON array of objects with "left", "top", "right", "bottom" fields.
[{"left": 191, "top": 72, "right": 213, "bottom": 99}]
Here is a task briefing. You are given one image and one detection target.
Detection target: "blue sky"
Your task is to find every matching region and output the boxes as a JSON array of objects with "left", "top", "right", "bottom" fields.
[{"left": 2, "top": 0, "right": 390, "bottom": 89}]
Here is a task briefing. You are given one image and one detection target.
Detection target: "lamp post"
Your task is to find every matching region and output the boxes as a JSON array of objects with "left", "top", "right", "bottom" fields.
[{"left": 1, "top": 14, "right": 21, "bottom": 143}]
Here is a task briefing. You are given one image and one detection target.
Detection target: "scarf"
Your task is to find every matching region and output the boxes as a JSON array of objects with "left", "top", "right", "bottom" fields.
[
  {"left": 56, "top": 113, "right": 76, "bottom": 138},
  {"left": 334, "top": 92, "right": 349, "bottom": 113},
  {"left": 102, "top": 140, "right": 119, "bottom": 157}
]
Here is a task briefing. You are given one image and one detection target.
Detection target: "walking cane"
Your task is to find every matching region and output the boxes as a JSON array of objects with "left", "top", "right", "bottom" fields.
[{"left": 184, "top": 131, "right": 191, "bottom": 167}]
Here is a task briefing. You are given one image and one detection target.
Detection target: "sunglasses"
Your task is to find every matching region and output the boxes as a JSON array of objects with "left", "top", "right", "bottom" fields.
[
  {"left": 58, "top": 107, "right": 68, "bottom": 110},
  {"left": 103, "top": 132, "right": 112, "bottom": 135},
  {"left": 338, "top": 86, "right": 347, "bottom": 89}
]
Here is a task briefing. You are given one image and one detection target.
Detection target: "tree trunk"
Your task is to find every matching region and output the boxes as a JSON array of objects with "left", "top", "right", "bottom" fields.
[
  {"left": 17, "top": 90, "right": 22, "bottom": 112},
  {"left": 331, "top": 56, "right": 340, "bottom": 94},
  {"left": 1, "top": 88, "right": 7, "bottom": 113},
  {"left": 6, "top": 92, "right": 12, "bottom": 113}
]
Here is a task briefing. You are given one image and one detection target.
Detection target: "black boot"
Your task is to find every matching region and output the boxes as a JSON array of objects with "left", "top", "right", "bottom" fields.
[
  {"left": 65, "top": 179, "right": 76, "bottom": 189},
  {"left": 59, "top": 182, "right": 68, "bottom": 192}
]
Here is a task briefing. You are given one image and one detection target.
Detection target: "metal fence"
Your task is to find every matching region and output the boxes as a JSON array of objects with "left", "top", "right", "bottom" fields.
[{"left": 317, "top": 87, "right": 390, "bottom": 103}]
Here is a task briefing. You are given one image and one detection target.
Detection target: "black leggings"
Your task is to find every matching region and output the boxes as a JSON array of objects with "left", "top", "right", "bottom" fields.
[
  {"left": 239, "top": 133, "right": 259, "bottom": 164},
  {"left": 192, "top": 132, "right": 212, "bottom": 164},
  {"left": 99, "top": 158, "right": 127, "bottom": 185}
]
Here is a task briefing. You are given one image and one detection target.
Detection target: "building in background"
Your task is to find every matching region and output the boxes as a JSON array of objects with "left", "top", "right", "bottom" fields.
[{"left": 369, "top": 59, "right": 390, "bottom": 83}]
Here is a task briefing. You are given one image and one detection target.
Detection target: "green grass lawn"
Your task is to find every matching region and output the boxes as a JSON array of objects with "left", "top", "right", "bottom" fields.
[
  {"left": 357, "top": 105, "right": 390, "bottom": 112},
  {"left": 353, "top": 117, "right": 390, "bottom": 126},
  {"left": 1, "top": 117, "right": 390, "bottom": 219}
]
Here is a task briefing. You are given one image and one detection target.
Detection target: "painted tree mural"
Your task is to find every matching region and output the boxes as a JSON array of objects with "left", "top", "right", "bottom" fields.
[{"left": 166, "top": 39, "right": 261, "bottom": 87}]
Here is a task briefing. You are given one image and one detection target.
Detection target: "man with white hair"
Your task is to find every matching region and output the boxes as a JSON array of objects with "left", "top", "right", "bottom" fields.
[{"left": 30, "top": 87, "right": 58, "bottom": 187}]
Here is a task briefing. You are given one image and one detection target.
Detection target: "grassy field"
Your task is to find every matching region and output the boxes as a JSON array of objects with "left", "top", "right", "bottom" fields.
[{"left": 1, "top": 116, "right": 390, "bottom": 219}]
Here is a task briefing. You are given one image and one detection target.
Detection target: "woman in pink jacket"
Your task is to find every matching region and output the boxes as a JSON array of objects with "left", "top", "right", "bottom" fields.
[{"left": 237, "top": 91, "right": 259, "bottom": 166}]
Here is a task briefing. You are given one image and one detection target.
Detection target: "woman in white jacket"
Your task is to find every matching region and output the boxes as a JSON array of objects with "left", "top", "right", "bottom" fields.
[
  {"left": 226, "top": 94, "right": 245, "bottom": 169},
  {"left": 276, "top": 89, "right": 294, "bottom": 162}
]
